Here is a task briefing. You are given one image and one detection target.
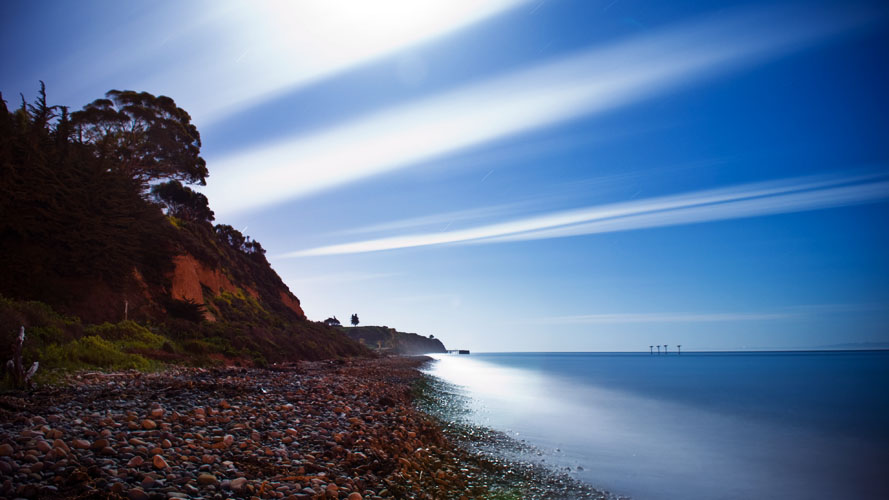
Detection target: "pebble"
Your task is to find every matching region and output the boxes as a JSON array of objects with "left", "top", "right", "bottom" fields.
[
  {"left": 71, "top": 439, "right": 90, "bottom": 449},
  {"left": 152, "top": 455, "right": 169, "bottom": 469},
  {"left": 0, "top": 443, "right": 13, "bottom": 456},
  {"left": 141, "top": 419, "right": 157, "bottom": 430},
  {"left": 231, "top": 477, "right": 248, "bottom": 492},
  {"left": 128, "top": 487, "right": 150, "bottom": 500},
  {"left": 52, "top": 439, "right": 69, "bottom": 453},
  {"left": 197, "top": 473, "right": 217, "bottom": 486}
]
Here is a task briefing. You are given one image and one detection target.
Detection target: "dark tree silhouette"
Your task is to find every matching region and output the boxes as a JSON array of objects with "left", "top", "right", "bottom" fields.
[
  {"left": 151, "top": 180, "right": 214, "bottom": 222},
  {"left": 351, "top": 313, "right": 359, "bottom": 327},
  {"left": 1, "top": 84, "right": 177, "bottom": 303},
  {"left": 215, "top": 224, "right": 246, "bottom": 250},
  {"left": 214, "top": 224, "right": 266, "bottom": 256},
  {"left": 71, "top": 90, "right": 208, "bottom": 187},
  {"left": 324, "top": 316, "right": 341, "bottom": 327}
]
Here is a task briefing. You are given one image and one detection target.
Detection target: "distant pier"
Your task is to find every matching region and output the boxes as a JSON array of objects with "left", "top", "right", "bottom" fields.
[{"left": 447, "top": 349, "right": 471, "bottom": 355}]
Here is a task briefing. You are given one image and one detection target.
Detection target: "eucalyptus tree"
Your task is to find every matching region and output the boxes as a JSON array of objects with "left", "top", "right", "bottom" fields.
[{"left": 71, "top": 90, "right": 208, "bottom": 187}]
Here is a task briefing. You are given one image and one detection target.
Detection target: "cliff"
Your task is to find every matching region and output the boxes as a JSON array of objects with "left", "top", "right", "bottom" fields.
[
  {"left": 343, "top": 326, "right": 447, "bottom": 355},
  {"left": 0, "top": 88, "right": 365, "bottom": 368}
]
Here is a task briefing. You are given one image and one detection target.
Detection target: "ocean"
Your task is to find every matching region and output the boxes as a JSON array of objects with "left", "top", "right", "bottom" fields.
[{"left": 423, "top": 351, "right": 889, "bottom": 500}]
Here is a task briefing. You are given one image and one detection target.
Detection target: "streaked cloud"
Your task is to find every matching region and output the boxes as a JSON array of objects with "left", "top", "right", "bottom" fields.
[
  {"left": 206, "top": 4, "right": 872, "bottom": 216},
  {"left": 284, "top": 271, "right": 400, "bottom": 287},
  {"left": 534, "top": 302, "right": 884, "bottom": 325},
  {"left": 283, "top": 171, "right": 889, "bottom": 257},
  {"left": 539, "top": 312, "right": 796, "bottom": 324},
  {"left": 337, "top": 202, "right": 524, "bottom": 236},
  {"left": 125, "top": 0, "right": 531, "bottom": 124}
]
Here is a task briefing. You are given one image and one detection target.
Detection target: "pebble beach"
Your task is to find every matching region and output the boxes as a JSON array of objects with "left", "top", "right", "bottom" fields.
[{"left": 0, "top": 357, "right": 607, "bottom": 500}]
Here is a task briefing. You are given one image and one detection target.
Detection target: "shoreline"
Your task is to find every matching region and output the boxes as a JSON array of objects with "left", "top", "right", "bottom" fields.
[
  {"left": 414, "top": 366, "right": 617, "bottom": 500},
  {"left": 0, "top": 356, "right": 610, "bottom": 499}
]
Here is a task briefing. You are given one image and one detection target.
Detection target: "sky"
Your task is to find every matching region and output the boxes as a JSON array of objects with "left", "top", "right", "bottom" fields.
[{"left": 3, "top": 0, "right": 888, "bottom": 351}]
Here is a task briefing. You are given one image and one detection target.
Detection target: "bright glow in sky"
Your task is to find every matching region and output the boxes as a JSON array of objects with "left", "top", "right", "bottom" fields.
[
  {"left": 3, "top": 0, "right": 888, "bottom": 351},
  {"left": 137, "top": 0, "right": 532, "bottom": 123},
  {"left": 205, "top": 5, "right": 866, "bottom": 216}
]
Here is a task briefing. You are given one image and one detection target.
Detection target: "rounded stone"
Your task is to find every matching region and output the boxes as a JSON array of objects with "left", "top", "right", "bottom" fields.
[
  {"left": 231, "top": 477, "right": 247, "bottom": 492},
  {"left": 128, "top": 487, "right": 150, "bottom": 500},
  {"left": 197, "top": 473, "right": 217, "bottom": 486},
  {"left": 71, "top": 439, "right": 91, "bottom": 449}
]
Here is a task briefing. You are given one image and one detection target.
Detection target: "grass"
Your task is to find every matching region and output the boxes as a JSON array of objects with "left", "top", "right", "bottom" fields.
[{"left": 1, "top": 291, "right": 364, "bottom": 389}]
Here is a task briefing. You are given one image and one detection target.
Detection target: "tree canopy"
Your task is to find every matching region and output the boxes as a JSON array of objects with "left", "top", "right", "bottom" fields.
[
  {"left": 351, "top": 314, "right": 359, "bottom": 327},
  {"left": 71, "top": 90, "right": 207, "bottom": 187},
  {"left": 151, "top": 180, "right": 214, "bottom": 223}
]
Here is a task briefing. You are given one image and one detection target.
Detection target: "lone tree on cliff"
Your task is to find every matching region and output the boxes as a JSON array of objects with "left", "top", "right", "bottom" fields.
[
  {"left": 71, "top": 90, "right": 208, "bottom": 187},
  {"left": 351, "top": 314, "right": 359, "bottom": 327},
  {"left": 324, "top": 316, "right": 341, "bottom": 327}
]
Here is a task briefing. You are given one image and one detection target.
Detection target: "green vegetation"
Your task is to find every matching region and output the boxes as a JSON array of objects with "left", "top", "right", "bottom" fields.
[{"left": 0, "top": 84, "right": 366, "bottom": 384}]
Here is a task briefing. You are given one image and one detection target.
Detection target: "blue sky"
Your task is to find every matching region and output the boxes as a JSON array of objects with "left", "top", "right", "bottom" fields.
[{"left": 3, "top": 0, "right": 888, "bottom": 351}]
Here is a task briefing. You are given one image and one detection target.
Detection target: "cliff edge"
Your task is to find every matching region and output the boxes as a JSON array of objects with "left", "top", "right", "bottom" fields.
[{"left": 343, "top": 326, "right": 447, "bottom": 355}]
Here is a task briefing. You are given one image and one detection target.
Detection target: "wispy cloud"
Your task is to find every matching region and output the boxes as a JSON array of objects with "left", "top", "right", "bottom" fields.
[
  {"left": 126, "top": 0, "right": 532, "bottom": 124},
  {"left": 538, "top": 312, "right": 796, "bottom": 325},
  {"left": 206, "top": 4, "right": 872, "bottom": 216},
  {"left": 282, "top": 171, "right": 889, "bottom": 257},
  {"left": 533, "top": 302, "right": 884, "bottom": 325},
  {"left": 284, "top": 271, "right": 400, "bottom": 286},
  {"left": 336, "top": 202, "right": 524, "bottom": 236}
]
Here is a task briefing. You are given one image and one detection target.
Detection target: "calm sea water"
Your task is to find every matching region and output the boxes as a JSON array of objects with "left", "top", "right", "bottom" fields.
[{"left": 423, "top": 351, "right": 889, "bottom": 500}]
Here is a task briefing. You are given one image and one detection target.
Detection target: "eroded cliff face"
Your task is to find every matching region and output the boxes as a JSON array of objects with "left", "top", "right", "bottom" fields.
[
  {"left": 279, "top": 290, "right": 305, "bottom": 318},
  {"left": 170, "top": 255, "right": 238, "bottom": 305},
  {"left": 168, "top": 253, "right": 305, "bottom": 321},
  {"left": 168, "top": 254, "right": 237, "bottom": 321}
]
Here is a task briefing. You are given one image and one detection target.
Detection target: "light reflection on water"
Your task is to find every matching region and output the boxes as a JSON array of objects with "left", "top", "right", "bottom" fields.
[{"left": 423, "top": 352, "right": 889, "bottom": 500}]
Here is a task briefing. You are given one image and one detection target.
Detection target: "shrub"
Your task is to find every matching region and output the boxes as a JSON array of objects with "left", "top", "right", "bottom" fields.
[{"left": 43, "top": 336, "right": 155, "bottom": 371}]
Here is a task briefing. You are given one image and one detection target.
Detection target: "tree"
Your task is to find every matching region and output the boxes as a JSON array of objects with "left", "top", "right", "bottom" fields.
[
  {"left": 215, "top": 224, "right": 246, "bottom": 250},
  {"left": 324, "top": 316, "right": 341, "bottom": 327},
  {"left": 214, "top": 224, "right": 266, "bottom": 256},
  {"left": 151, "top": 180, "right": 214, "bottom": 223},
  {"left": 351, "top": 314, "right": 359, "bottom": 327},
  {"left": 70, "top": 90, "right": 208, "bottom": 187}
]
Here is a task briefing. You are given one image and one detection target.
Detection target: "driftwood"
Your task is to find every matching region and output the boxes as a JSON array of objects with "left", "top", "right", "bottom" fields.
[{"left": 6, "top": 326, "right": 38, "bottom": 389}]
